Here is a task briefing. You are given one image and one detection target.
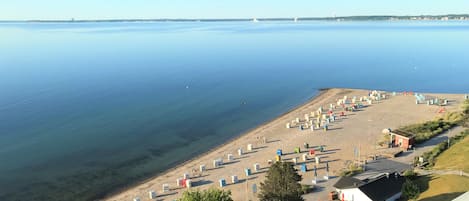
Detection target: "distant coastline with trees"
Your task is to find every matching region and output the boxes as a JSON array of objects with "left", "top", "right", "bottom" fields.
[{"left": 2, "top": 14, "right": 469, "bottom": 23}]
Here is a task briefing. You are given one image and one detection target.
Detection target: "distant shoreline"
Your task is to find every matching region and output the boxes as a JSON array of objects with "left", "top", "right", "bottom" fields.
[{"left": 1, "top": 14, "right": 469, "bottom": 23}]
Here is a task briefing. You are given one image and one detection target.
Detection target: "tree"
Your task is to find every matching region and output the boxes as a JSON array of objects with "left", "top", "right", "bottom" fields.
[
  {"left": 178, "top": 188, "right": 233, "bottom": 201},
  {"left": 402, "top": 179, "right": 420, "bottom": 201},
  {"left": 259, "top": 162, "right": 304, "bottom": 201}
]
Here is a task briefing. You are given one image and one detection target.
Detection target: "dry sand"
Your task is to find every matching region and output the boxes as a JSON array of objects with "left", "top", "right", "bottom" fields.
[{"left": 104, "top": 88, "right": 465, "bottom": 201}]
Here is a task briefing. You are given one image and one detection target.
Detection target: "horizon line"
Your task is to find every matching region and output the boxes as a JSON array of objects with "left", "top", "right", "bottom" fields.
[{"left": 1, "top": 13, "right": 469, "bottom": 22}]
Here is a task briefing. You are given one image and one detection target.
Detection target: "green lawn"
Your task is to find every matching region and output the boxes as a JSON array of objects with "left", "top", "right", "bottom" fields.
[
  {"left": 433, "top": 134, "right": 469, "bottom": 173},
  {"left": 414, "top": 129, "right": 469, "bottom": 201},
  {"left": 415, "top": 175, "right": 469, "bottom": 201}
]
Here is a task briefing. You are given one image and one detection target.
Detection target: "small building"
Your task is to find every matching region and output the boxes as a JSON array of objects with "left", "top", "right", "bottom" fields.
[
  {"left": 333, "top": 172, "right": 405, "bottom": 201},
  {"left": 390, "top": 130, "right": 415, "bottom": 150}
]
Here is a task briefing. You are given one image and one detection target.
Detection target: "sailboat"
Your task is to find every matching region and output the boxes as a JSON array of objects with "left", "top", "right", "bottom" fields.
[
  {"left": 252, "top": 18, "right": 259, "bottom": 23},
  {"left": 294, "top": 17, "right": 298, "bottom": 22}
]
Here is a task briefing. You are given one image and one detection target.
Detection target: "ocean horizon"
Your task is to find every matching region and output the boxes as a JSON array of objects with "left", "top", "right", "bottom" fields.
[{"left": 1, "top": 21, "right": 469, "bottom": 201}]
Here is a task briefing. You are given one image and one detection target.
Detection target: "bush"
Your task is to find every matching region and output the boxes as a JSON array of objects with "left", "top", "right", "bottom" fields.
[
  {"left": 403, "top": 169, "right": 417, "bottom": 179},
  {"left": 442, "top": 111, "right": 464, "bottom": 124},
  {"left": 400, "top": 119, "right": 456, "bottom": 144},
  {"left": 462, "top": 100, "right": 469, "bottom": 127},
  {"left": 178, "top": 188, "right": 233, "bottom": 201},
  {"left": 402, "top": 179, "right": 420, "bottom": 201},
  {"left": 463, "top": 100, "right": 469, "bottom": 114}
]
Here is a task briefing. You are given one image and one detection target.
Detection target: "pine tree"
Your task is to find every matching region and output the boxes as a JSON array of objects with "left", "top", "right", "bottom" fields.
[{"left": 259, "top": 162, "right": 304, "bottom": 201}]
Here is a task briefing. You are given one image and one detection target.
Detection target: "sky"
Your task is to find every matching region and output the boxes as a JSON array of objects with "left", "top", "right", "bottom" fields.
[{"left": 1, "top": 0, "right": 469, "bottom": 20}]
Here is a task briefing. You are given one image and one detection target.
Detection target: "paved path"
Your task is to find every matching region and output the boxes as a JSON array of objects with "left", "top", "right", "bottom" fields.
[
  {"left": 353, "top": 126, "right": 466, "bottom": 180},
  {"left": 393, "top": 126, "right": 466, "bottom": 164},
  {"left": 414, "top": 168, "right": 469, "bottom": 177}
]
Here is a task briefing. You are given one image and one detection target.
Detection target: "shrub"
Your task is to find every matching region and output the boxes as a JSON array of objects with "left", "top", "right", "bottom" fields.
[
  {"left": 178, "top": 188, "right": 233, "bottom": 201},
  {"left": 402, "top": 179, "right": 420, "bottom": 201},
  {"left": 400, "top": 119, "right": 456, "bottom": 144},
  {"left": 403, "top": 169, "right": 417, "bottom": 179}
]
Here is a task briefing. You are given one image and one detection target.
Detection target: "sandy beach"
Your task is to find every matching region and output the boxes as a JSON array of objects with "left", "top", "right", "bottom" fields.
[{"left": 104, "top": 88, "right": 465, "bottom": 201}]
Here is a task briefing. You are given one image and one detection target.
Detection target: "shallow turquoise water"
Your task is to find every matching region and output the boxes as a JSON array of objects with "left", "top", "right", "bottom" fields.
[{"left": 0, "top": 21, "right": 468, "bottom": 200}]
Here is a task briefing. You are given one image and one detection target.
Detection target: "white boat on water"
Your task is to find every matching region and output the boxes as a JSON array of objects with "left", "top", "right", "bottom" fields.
[
  {"left": 252, "top": 18, "right": 259, "bottom": 23},
  {"left": 294, "top": 17, "right": 298, "bottom": 22}
]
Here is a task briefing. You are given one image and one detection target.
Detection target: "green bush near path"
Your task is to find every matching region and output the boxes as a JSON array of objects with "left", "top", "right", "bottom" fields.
[
  {"left": 461, "top": 100, "right": 469, "bottom": 127},
  {"left": 402, "top": 179, "right": 420, "bottom": 201},
  {"left": 399, "top": 100, "right": 469, "bottom": 145},
  {"left": 339, "top": 162, "right": 364, "bottom": 177},
  {"left": 178, "top": 188, "right": 233, "bottom": 201},
  {"left": 403, "top": 169, "right": 418, "bottom": 179},
  {"left": 400, "top": 119, "right": 456, "bottom": 144}
]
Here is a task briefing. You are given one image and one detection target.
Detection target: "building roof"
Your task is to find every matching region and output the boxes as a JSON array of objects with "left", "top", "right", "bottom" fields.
[
  {"left": 333, "top": 176, "right": 365, "bottom": 189},
  {"left": 391, "top": 129, "right": 415, "bottom": 138},
  {"left": 452, "top": 192, "right": 469, "bottom": 201},
  {"left": 358, "top": 173, "right": 405, "bottom": 201},
  {"left": 334, "top": 172, "right": 405, "bottom": 201}
]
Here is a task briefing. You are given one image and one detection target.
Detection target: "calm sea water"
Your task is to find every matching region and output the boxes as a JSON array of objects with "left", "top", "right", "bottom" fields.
[{"left": 1, "top": 21, "right": 468, "bottom": 200}]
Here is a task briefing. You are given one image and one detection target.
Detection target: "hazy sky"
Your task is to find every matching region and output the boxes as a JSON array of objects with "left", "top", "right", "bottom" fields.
[{"left": 2, "top": 0, "right": 469, "bottom": 20}]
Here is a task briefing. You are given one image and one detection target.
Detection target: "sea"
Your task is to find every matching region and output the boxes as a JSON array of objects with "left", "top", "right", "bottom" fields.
[{"left": 0, "top": 21, "right": 468, "bottom": 201}]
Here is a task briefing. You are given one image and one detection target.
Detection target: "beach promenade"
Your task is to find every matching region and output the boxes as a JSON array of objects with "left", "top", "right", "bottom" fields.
[{"left": 105, "top": 88, "right": 465, "bottom": 201}]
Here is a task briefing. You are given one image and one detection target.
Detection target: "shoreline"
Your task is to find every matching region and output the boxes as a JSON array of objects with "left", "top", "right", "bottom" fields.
[
  {"left": 102, "top": 88, "right": 328, "bottom": 199},
  {"left": 105, "top": 88, "right": 466, "bottom": 201}
]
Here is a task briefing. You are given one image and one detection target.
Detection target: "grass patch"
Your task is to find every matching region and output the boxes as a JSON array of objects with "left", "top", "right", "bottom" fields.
[
  {"left": 400, "top": 100, "right": 469, "bottom": 144},
  {"left": 339, "top": 163, "right": 364, "bottom": 177},
  {"left": 301, "top": 184, "right": 313, "bottom": 194},
  {"left": 380, "top": 100, "right": 469, "bottom": 147},
  {"left": 408, "top": 101, "right": 469, "bottom": 201},
  {"left": 415, "top": 175, "right": 469, "bottom": 201},
  {"left": 433, "top": 131, "right": 469, "bottom": 172},
  {"left": 462, "top": 100, "right": 469, "bottom": 127},
  {"left": 416, "top": 130, "right": 469, "bottom": 168},
  {"left": 400, "top": 119, "right": 456, "bottom": 144}
]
